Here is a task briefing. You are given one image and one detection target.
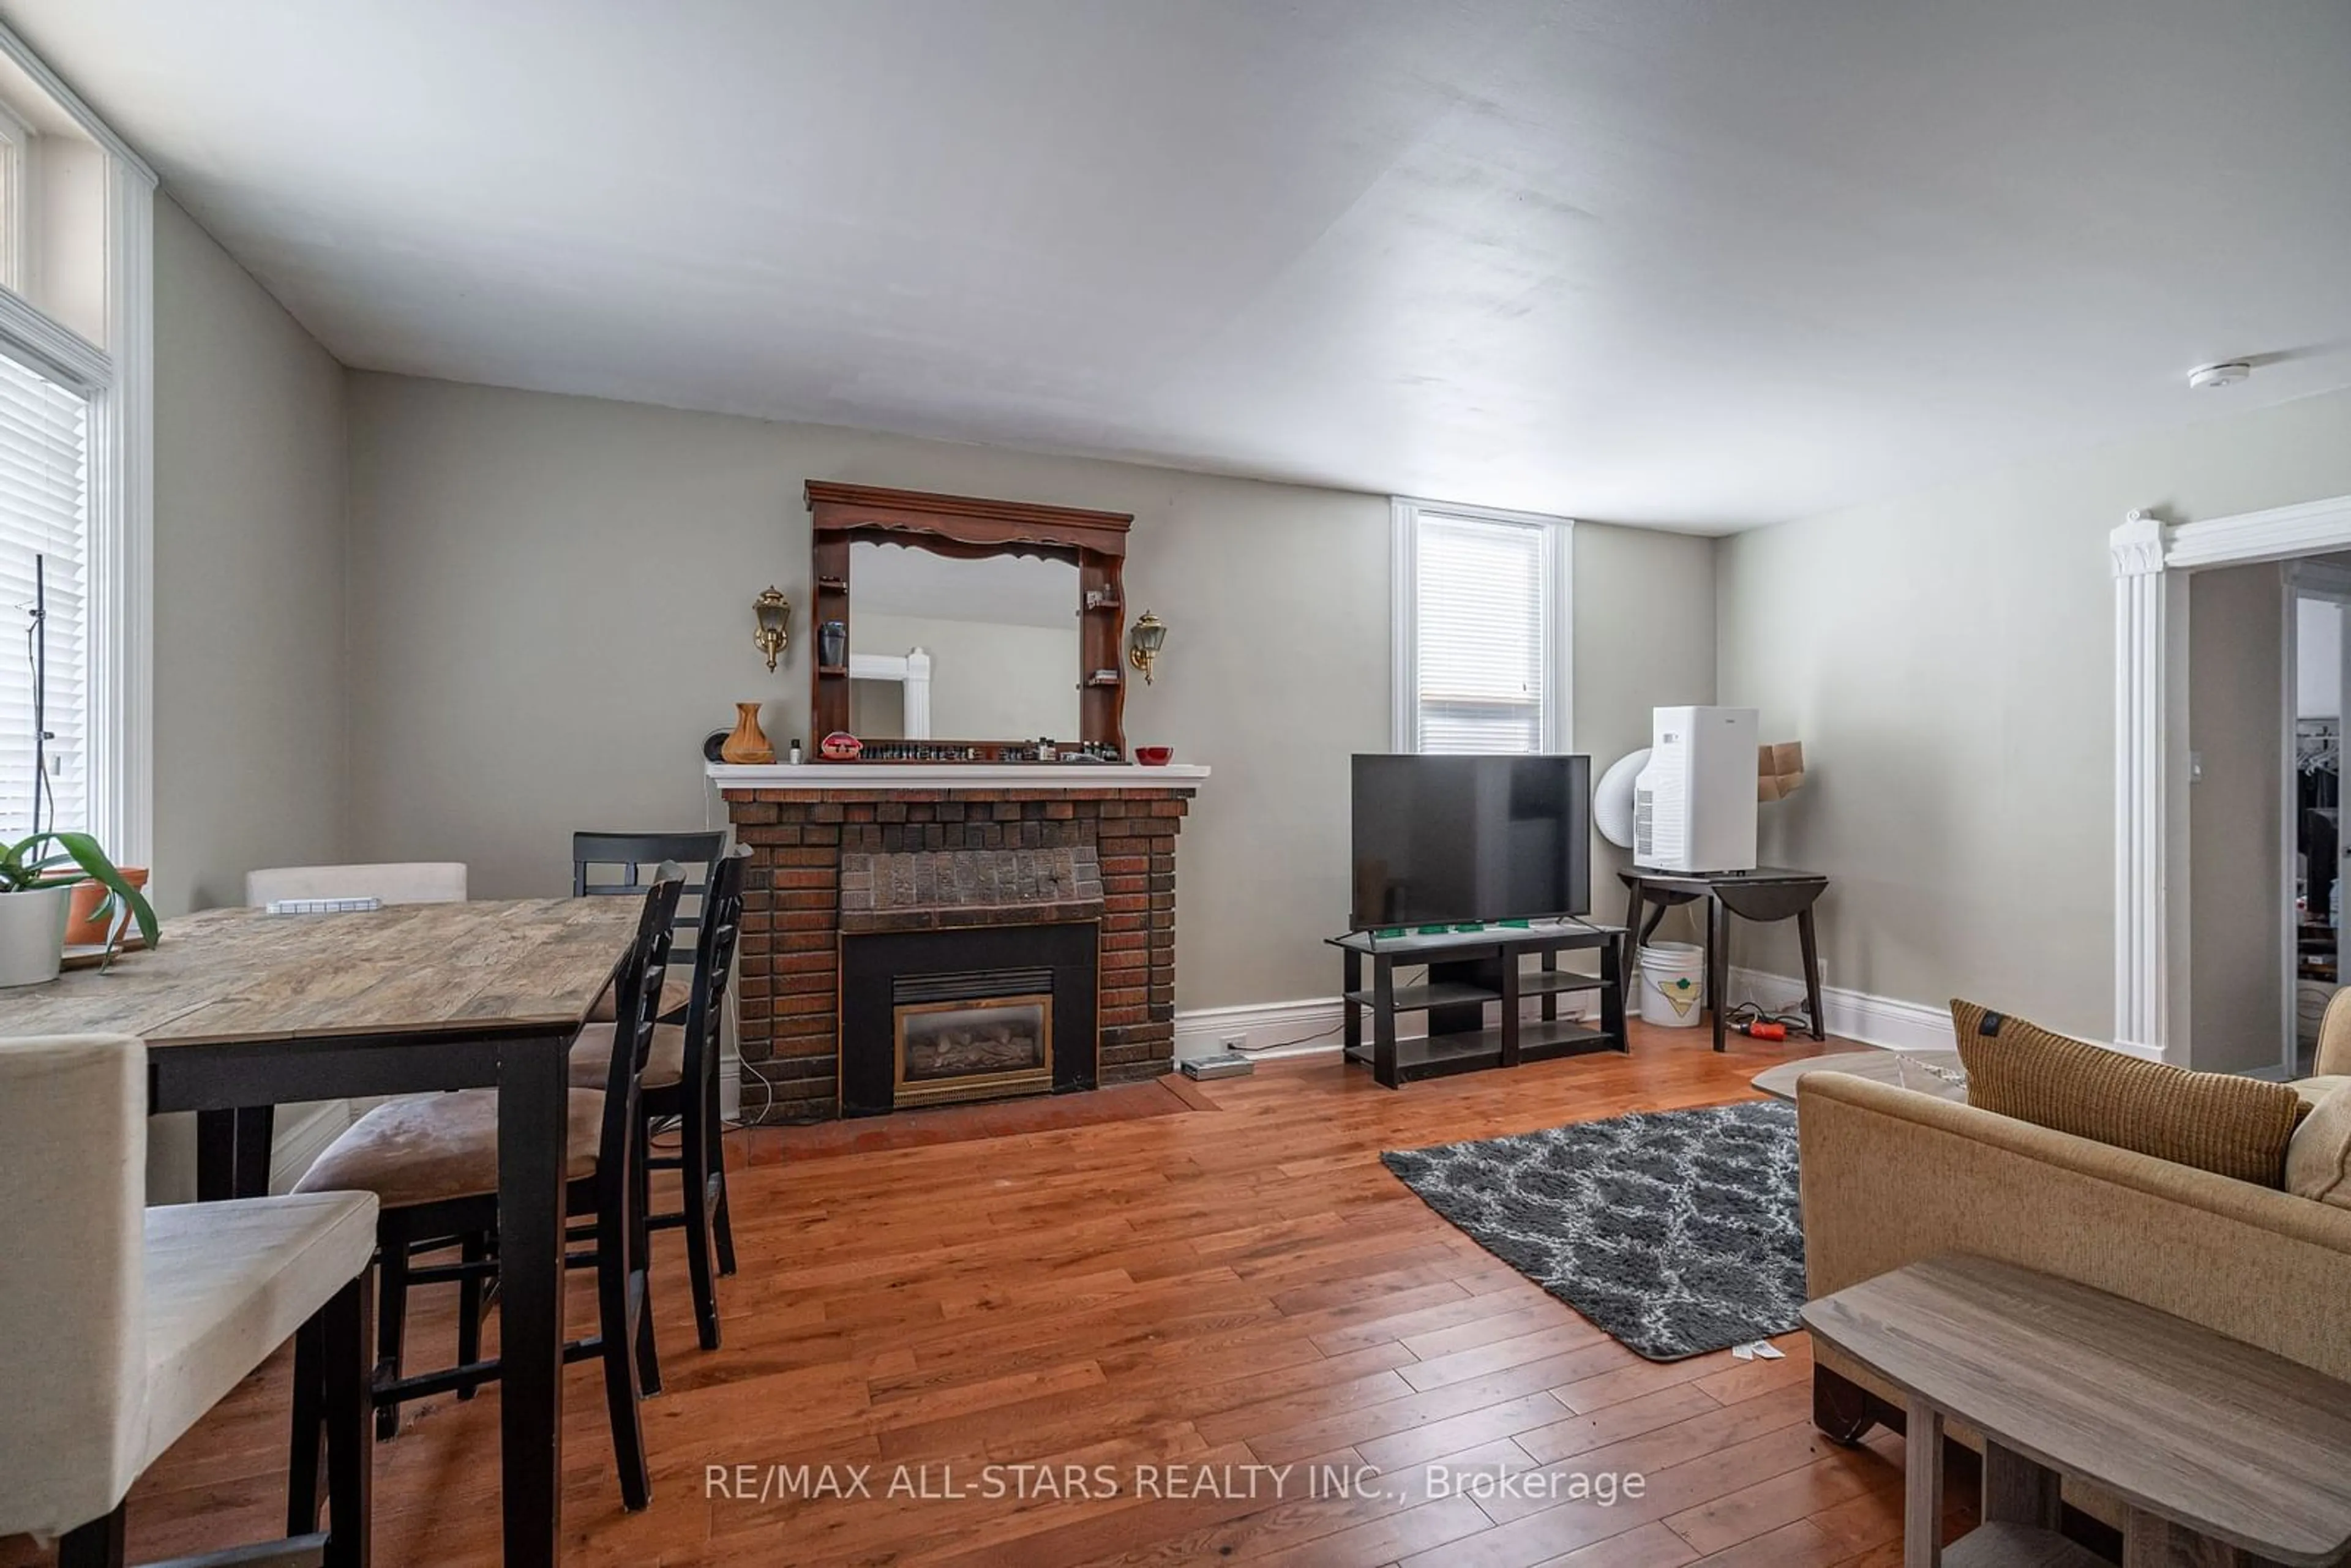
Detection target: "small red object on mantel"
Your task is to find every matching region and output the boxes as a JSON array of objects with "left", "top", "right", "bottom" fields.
[
  {"left": 1134, "top": 746, "right": 1173, "bottom": 766},
  {"left": 819, "top": 731, "right": 863, "bottom": 761}
]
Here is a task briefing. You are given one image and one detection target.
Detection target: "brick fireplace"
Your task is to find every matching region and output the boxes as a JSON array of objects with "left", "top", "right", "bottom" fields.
[{"left": 714, "top": 767, "right": 1203, "bottom": 1121}]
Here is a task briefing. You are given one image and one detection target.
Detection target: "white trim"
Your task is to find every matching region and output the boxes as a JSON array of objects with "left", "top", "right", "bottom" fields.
[
  {"left": 2114, "top": 494, "right": 2351, "bottom": 1068},
  {"left": 1725, "top": 967, "right": 1955, "bottom": 1054},
  {"left": 1389, "top": 496, "right": 1577, "bottom": 755},
  {"left": 269, "top": 1101, "right": 353, "bottom": 1195},
  {"left": 0, "top": 27, "right": 154, "bottom": 863},
  {"left": 1172, "top": 988, "right": 1600, "bottom": 1062},
  {"left": 1724, "top": 966, "right": 2166, "bottom": 1062},
  {"left": 1389, "top": 499, "right": 1417, "bottom": 751},
  {"left": 2112, "top": 511, "right": 2170, "bottom": 1059},
  {"left": 2163, "top": 493, "right": 2351, "bottom": 571},
  {"left": 91, "top": 155, "right": 152, "bottom": 864},
  {"left": 0, "top": 22, "right": 155, "bottom": 182},
  {"left": 847, "top": 647, "right": 932, "bottom": 738},
  {"left": 0, "top": 281, "right": 105, "bottom": 387},
  {"left": 708, "top": 760, "right": 1208, "bottom": 787},
  {"left": 2281, "top": 571, "right": 2301, "bottom": 1082},
  {"left": 1174, "top": 997, "right": 1349, "bottom": 1061}
]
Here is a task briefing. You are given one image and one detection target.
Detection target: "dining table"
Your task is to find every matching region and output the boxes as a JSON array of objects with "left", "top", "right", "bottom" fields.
[{"left": 1, "top": 895, "right": 644, "bottom": 1568}]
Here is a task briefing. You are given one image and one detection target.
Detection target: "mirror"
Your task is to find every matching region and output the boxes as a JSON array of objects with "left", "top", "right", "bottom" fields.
[{"left": 847, "top": 541, "right": 1081, "bottom": 740}]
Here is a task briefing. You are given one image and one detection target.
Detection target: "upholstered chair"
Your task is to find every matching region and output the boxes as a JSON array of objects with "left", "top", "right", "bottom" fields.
[
  {"left": 2317, "top": 987, "right": 2351, "bottom": 1081},
  {"left": 0, "top": 1034, "right": 378, "bottom": 1568}
]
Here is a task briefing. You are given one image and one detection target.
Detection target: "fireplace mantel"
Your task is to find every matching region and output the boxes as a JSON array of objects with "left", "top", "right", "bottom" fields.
[
  {"left": 713, "top": 762, "right": 1201, "bottom": 1120},
  {"left": 708, "top": 762, "right": 1210, "bottom": 789}
]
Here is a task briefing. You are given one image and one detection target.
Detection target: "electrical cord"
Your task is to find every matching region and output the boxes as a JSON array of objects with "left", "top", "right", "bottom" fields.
[{"left": 1720, "top": 999, "right": 1813, "bottom": 1032}]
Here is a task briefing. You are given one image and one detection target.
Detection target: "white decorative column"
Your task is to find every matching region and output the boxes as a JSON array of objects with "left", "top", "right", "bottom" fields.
[{"left": 2110, "top": 511, "right": 2169, "bottom": 1058}]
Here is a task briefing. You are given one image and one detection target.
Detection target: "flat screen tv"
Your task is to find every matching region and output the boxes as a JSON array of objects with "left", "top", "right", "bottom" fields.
[{"left": 1351, "top": 754, "right": 1592, "bottom": 929}]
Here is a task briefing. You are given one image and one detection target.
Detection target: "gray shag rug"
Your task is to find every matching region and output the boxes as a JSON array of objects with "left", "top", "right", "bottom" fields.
[{"left": 1381, "top": 1101, "right": 1804, "bottom": 1361}]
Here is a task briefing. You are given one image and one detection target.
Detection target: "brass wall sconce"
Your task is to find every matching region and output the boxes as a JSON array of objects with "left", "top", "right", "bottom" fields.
[
  {"left": 753, "top": 587, "right": 792, "bottom": 671},
  {"left": 1126, "top": 610, "right": 1168, "bottom": 685}
]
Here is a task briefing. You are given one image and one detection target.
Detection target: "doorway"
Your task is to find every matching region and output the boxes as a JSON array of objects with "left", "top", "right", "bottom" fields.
[{"left": 2289, "top": 568, "right": 2351, "bottom": 1077}]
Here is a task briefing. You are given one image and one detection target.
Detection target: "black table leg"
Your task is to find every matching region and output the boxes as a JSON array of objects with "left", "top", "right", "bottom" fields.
[
  {"left": 1708, "top": 895, "right": 1730, "bottom": 1053},
  {"left": 197, "top": 1108, "right": 238, "bottom": 1201},
  {"left": 236, "top": 1105, "right": 276, "bottom": 1196},
  {"left": 322, "top": 1274, "right": 374, "bottom": 1568},
  {"left": 196, "top": 1103, "right": 278, "bottom": 1200},
  {"left": 1622, "top": 876, "right": 1644, "bottom": 946},
  {"left": 497, "top": 1032, "right": 574, "bottom": 1568},
  {"left": 1796, "top": 907, "right": 1827, "bottom": 1041},
  {"left": 1372, "top": 955, "right": 1398, "bottom": 1089}
]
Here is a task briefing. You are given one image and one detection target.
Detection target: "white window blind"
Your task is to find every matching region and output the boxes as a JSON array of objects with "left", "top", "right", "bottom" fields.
[
  {"left": 1412, "top": 512, "right": 1548, "bottom": 754},
  {"left": 0, "top": 348, "right": 91, "bottom": 837}
]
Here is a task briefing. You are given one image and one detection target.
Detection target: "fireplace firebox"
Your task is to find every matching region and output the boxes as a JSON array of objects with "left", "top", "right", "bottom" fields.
[
  {"left": 893, "top": 972, "right": 1053, "bottom": 1107},
  {"left": 836, "top": 846, "right": 1103, "bottom": 1116}
]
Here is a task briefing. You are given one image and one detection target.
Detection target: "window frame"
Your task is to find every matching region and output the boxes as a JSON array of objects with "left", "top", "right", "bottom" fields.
[
  {"left": 1390, "top": 497, "right": 1574, "bottom": 756},
  {"left": 0, "top": 23, "right": 154, "bottom": 861}
]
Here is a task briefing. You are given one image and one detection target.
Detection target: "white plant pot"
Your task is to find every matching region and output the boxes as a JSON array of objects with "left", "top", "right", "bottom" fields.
[{"left": 0, "top": 882, "right": 70, "bottom": 987}]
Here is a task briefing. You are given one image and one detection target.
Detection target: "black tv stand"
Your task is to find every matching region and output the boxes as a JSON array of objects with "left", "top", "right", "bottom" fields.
[{"left": 1327, "top": 921, "right": 1629, "bottom": 1089}]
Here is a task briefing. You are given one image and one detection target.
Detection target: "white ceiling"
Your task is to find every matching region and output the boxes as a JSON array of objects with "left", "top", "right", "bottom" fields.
[{"left": 12, "top": 0, "right": 2351, "bottom": 531}]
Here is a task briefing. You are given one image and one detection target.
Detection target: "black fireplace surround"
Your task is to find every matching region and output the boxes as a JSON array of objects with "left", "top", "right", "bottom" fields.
[{"left": 839, "top": 922, "right": 1099, "bottom": 1117}]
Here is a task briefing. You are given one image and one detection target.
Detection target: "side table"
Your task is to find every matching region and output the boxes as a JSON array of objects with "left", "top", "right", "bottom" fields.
[
  {"left": 1620, "top": 867, "right": 1829, "bottom": 1051},
  {"left": 1804, "top": 1253, "right": 2351, "bottom": 1568}
]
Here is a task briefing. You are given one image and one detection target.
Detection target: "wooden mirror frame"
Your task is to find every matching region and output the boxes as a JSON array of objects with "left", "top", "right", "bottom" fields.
[{"left": 806, "top": 481, "right": 1133, "bottom": 760}]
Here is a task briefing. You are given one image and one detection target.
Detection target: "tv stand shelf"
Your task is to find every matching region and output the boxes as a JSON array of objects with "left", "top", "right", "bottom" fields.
[{"left": 1328, "top": 922, "right": 1629, "bottom": 1089}]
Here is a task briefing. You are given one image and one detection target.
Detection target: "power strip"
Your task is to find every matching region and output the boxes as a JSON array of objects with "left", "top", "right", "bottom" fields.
[{"left": 1180, "top": 1053, "right": 1255, "bottom": 1081}]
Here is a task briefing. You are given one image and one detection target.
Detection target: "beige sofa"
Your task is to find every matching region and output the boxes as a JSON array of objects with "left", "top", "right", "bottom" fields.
[{"left": 1796, "top": 1021, "right": 2351, "bottom": 1460}]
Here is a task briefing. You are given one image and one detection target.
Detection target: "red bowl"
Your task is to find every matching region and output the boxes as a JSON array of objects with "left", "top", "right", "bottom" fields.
[{"left": 1135, "top": 746, "right": 1172, "bottom": 766}]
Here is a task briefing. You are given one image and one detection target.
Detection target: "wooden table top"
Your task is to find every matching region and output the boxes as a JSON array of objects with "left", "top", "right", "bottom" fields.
[
  {"left": 1803, "top": 1255, "right": 2351, "bottom": 1566},
  {"left": 0, "top": 898, "right": 640, "bottom": 1046}
]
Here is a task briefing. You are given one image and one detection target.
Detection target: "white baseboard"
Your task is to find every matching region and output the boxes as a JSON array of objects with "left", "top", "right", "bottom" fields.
[
  {"left": 1173, "top": 998, "right": 1349, "bottom": 1061},
  {"left": 1726, "top": 967, "right": 1956, "bottom": 1054},
  {"left": 1727, "top": 967, "right": 2169, "bottom": 1060},
  {"left": 1172, "top": 989, "right": 1600, "bottom": 1063}
]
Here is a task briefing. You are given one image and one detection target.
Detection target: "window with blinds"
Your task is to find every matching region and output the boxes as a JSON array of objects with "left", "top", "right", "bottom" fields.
[
  {"left": 0, "top": 350, "right": 91, "bottom": 838},
  {"left": 1409, "top": 511, "right": 1554, "bottom": 754}
]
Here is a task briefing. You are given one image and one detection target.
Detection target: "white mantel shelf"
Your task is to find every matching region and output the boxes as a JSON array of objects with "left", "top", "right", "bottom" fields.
[{"left": 707, "top": 762, "right": 1209, "bottom": 790}]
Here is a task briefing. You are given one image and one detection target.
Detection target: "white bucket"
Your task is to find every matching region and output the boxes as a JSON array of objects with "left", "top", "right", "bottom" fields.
[{"left": 1637, "top": 942, "right": 1706, "bottom": 1028}]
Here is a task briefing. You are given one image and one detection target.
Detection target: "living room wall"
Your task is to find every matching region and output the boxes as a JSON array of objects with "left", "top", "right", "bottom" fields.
[
  {"left": 1717, "top": 384, "right": 2351, "bottom": 1048},
  {"left": 344, "top": 373, "right": 1716, "bottom": 1013},
  {"left": 152, "top": 196, "right": 350, "bottom": 915}
]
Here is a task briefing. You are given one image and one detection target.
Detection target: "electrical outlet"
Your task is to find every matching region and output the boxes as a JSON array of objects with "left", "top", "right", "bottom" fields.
[{"left": 1221, "top": 1034, "right": 1248, "bottom": 1054}]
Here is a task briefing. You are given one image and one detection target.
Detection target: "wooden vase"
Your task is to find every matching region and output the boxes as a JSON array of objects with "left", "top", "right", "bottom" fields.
[{"left": 720, "top": 702, "right": 775, "bottom": 765}]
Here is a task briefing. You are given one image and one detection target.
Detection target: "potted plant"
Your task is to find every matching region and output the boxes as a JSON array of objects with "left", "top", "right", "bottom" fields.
[{"left": 0, "top": 831, "right": 160, "bottom": 986}]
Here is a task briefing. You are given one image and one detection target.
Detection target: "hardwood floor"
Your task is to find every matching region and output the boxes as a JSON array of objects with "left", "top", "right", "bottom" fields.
[{"left": 6, "top": 1023, "right": 1983, "bottom": 1567}]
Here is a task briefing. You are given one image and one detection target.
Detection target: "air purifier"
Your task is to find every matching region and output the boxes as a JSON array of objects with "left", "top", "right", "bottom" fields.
[{"left": 1635, "top": 707, "right": 1758, "bottom": 872}]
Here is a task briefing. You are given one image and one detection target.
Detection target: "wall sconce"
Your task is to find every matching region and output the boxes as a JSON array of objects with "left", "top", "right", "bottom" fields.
[
  {"left": 753, "top": 587, "right": 792, "bottom": 671},
  {"left": 1126, "top": 611, "right": 1168, "bottom": 686}
]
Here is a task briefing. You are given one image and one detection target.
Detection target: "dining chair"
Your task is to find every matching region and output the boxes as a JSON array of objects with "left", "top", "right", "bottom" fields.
[
  {"left": 567, "top": 844, "right": 749, "bottom": 1349},
  {"left": 291, "top": 866, "right": 685, "bottom": 1510},
  {"left": 0, "top": 1034, "right": 378, "bottom": 1568},
  {"left": 246, "top": 863, "right": 469, "bottom": 906},
  {"left": 573, "top": 831, "right": 724, "bottom": 1021}
]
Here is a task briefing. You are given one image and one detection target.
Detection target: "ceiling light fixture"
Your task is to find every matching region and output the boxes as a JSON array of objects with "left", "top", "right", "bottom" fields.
[{"left": 2188, "top": 360, "right": 2252, "bottom": 390}]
